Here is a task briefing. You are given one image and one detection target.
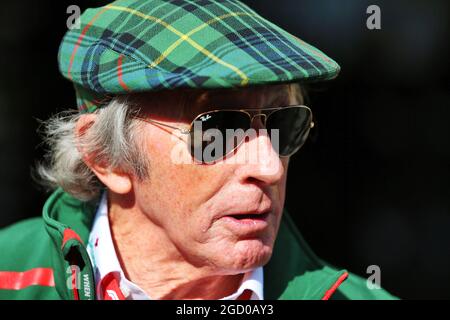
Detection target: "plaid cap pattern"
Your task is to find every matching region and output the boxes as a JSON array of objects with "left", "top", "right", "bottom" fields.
[{"left": 58, "top": 0, "right": 340, "bottom": 112}]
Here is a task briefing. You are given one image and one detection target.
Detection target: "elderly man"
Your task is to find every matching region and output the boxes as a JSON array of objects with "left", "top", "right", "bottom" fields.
[{"left": 0, "top": 0, "right": 394, "bottom": 300}]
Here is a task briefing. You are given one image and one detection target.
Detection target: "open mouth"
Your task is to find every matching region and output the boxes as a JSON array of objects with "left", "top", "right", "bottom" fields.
[
  {"left": 220, "top": 211, "right": 271, "bottom": 233},
  {"left": 226, "top": 212, "right": 269, "bottom": 221}
]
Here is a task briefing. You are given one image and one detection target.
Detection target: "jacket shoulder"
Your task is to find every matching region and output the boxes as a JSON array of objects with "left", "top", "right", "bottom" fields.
[
  {"left": 333, "top": 271, "right": 398, "bottom": 300},
  {"left": 0, "top": 217, "right": 60, "bottom": 299},
  {"left": 0, "top": 217, "right": 48, "bottom": 259}
]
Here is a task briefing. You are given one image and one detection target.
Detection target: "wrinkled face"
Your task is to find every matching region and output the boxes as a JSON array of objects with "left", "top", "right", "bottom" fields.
[{"left": 129, "top": 84, "right": 302, "bottom": 274}]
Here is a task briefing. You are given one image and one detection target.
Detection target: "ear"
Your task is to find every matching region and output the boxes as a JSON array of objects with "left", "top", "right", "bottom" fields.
[{"left": 75, "top": 114, "right": 132, "bottom": 195}]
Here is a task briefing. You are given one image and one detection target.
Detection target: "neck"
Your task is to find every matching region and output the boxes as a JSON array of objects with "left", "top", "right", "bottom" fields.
[{"left": 108, "top": 193, "right": 245, "bottom": 300}]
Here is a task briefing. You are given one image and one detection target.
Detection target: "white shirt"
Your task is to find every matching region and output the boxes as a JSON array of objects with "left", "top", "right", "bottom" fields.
[{"left": 87, "top": 192, "right": 264, "bottom": 300}]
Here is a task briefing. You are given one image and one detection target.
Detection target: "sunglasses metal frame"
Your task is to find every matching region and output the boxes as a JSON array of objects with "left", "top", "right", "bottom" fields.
[{"left": 135, "top": 105, "right": 314, "bottom": 160}]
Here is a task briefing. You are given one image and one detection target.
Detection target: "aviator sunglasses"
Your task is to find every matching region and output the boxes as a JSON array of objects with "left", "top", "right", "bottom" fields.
[{"left": 136, "top": 105, "right": 314, "bottom": 163}]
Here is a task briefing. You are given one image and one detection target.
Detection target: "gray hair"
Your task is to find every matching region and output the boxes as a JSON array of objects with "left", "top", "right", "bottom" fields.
[{"left": 36, "top": 97, "right": 149, "bottom": 201}]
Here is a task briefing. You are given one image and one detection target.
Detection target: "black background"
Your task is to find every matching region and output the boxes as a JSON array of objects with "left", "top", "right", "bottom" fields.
[{"left": 0, "top": 0, "right": 449, "bottom": 299}]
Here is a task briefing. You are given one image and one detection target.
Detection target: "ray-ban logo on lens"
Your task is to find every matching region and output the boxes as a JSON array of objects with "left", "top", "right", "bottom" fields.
[{"left": 200, "top": 115, "right": 212, "bottom": 121}]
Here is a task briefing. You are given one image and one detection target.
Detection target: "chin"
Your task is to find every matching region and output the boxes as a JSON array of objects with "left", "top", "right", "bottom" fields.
[{"left": 220, "top": 238, "right": 274, "bottom": 273}]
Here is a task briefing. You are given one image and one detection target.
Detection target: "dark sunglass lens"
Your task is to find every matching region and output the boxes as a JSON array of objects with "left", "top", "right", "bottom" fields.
[
  {"left": 266, "top": 107, "right": 312, "bottom": 156},
  {"left": 188, "top": 111, "right": 250, "bottom": 163}
]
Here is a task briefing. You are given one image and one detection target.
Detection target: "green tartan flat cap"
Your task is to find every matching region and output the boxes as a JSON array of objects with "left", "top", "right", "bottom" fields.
[{"left": 58, "top": 0, "right": 340, "bottom": 112}]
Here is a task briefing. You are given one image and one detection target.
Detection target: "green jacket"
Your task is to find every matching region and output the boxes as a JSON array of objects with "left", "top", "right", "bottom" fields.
[{"left": 0, "top": 188, "right": 396, "bottom": 300}]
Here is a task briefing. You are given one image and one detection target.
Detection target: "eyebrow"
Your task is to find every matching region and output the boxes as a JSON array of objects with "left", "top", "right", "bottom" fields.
[
  {"left": 270, "top": 86, "right": 303, "bottom": 106},
  {"left": 271, "top": 92, "right": 292, "bottom": 106},
  {"left": 185, "top": 84, "right": 304, "bottom": 114}
]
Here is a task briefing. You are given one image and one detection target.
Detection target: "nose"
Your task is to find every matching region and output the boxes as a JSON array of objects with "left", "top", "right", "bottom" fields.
[{"left": 231, "top": 127, "right": 285, "bottom": 186}]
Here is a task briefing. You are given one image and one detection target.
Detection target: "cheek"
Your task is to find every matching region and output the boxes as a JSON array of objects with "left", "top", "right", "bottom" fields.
[
  {"left": 279, "top": 158, "right": 289, "bottom": 197},
  {"left": 137, "top": 128, "right": 229, "bottom": 228}
]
